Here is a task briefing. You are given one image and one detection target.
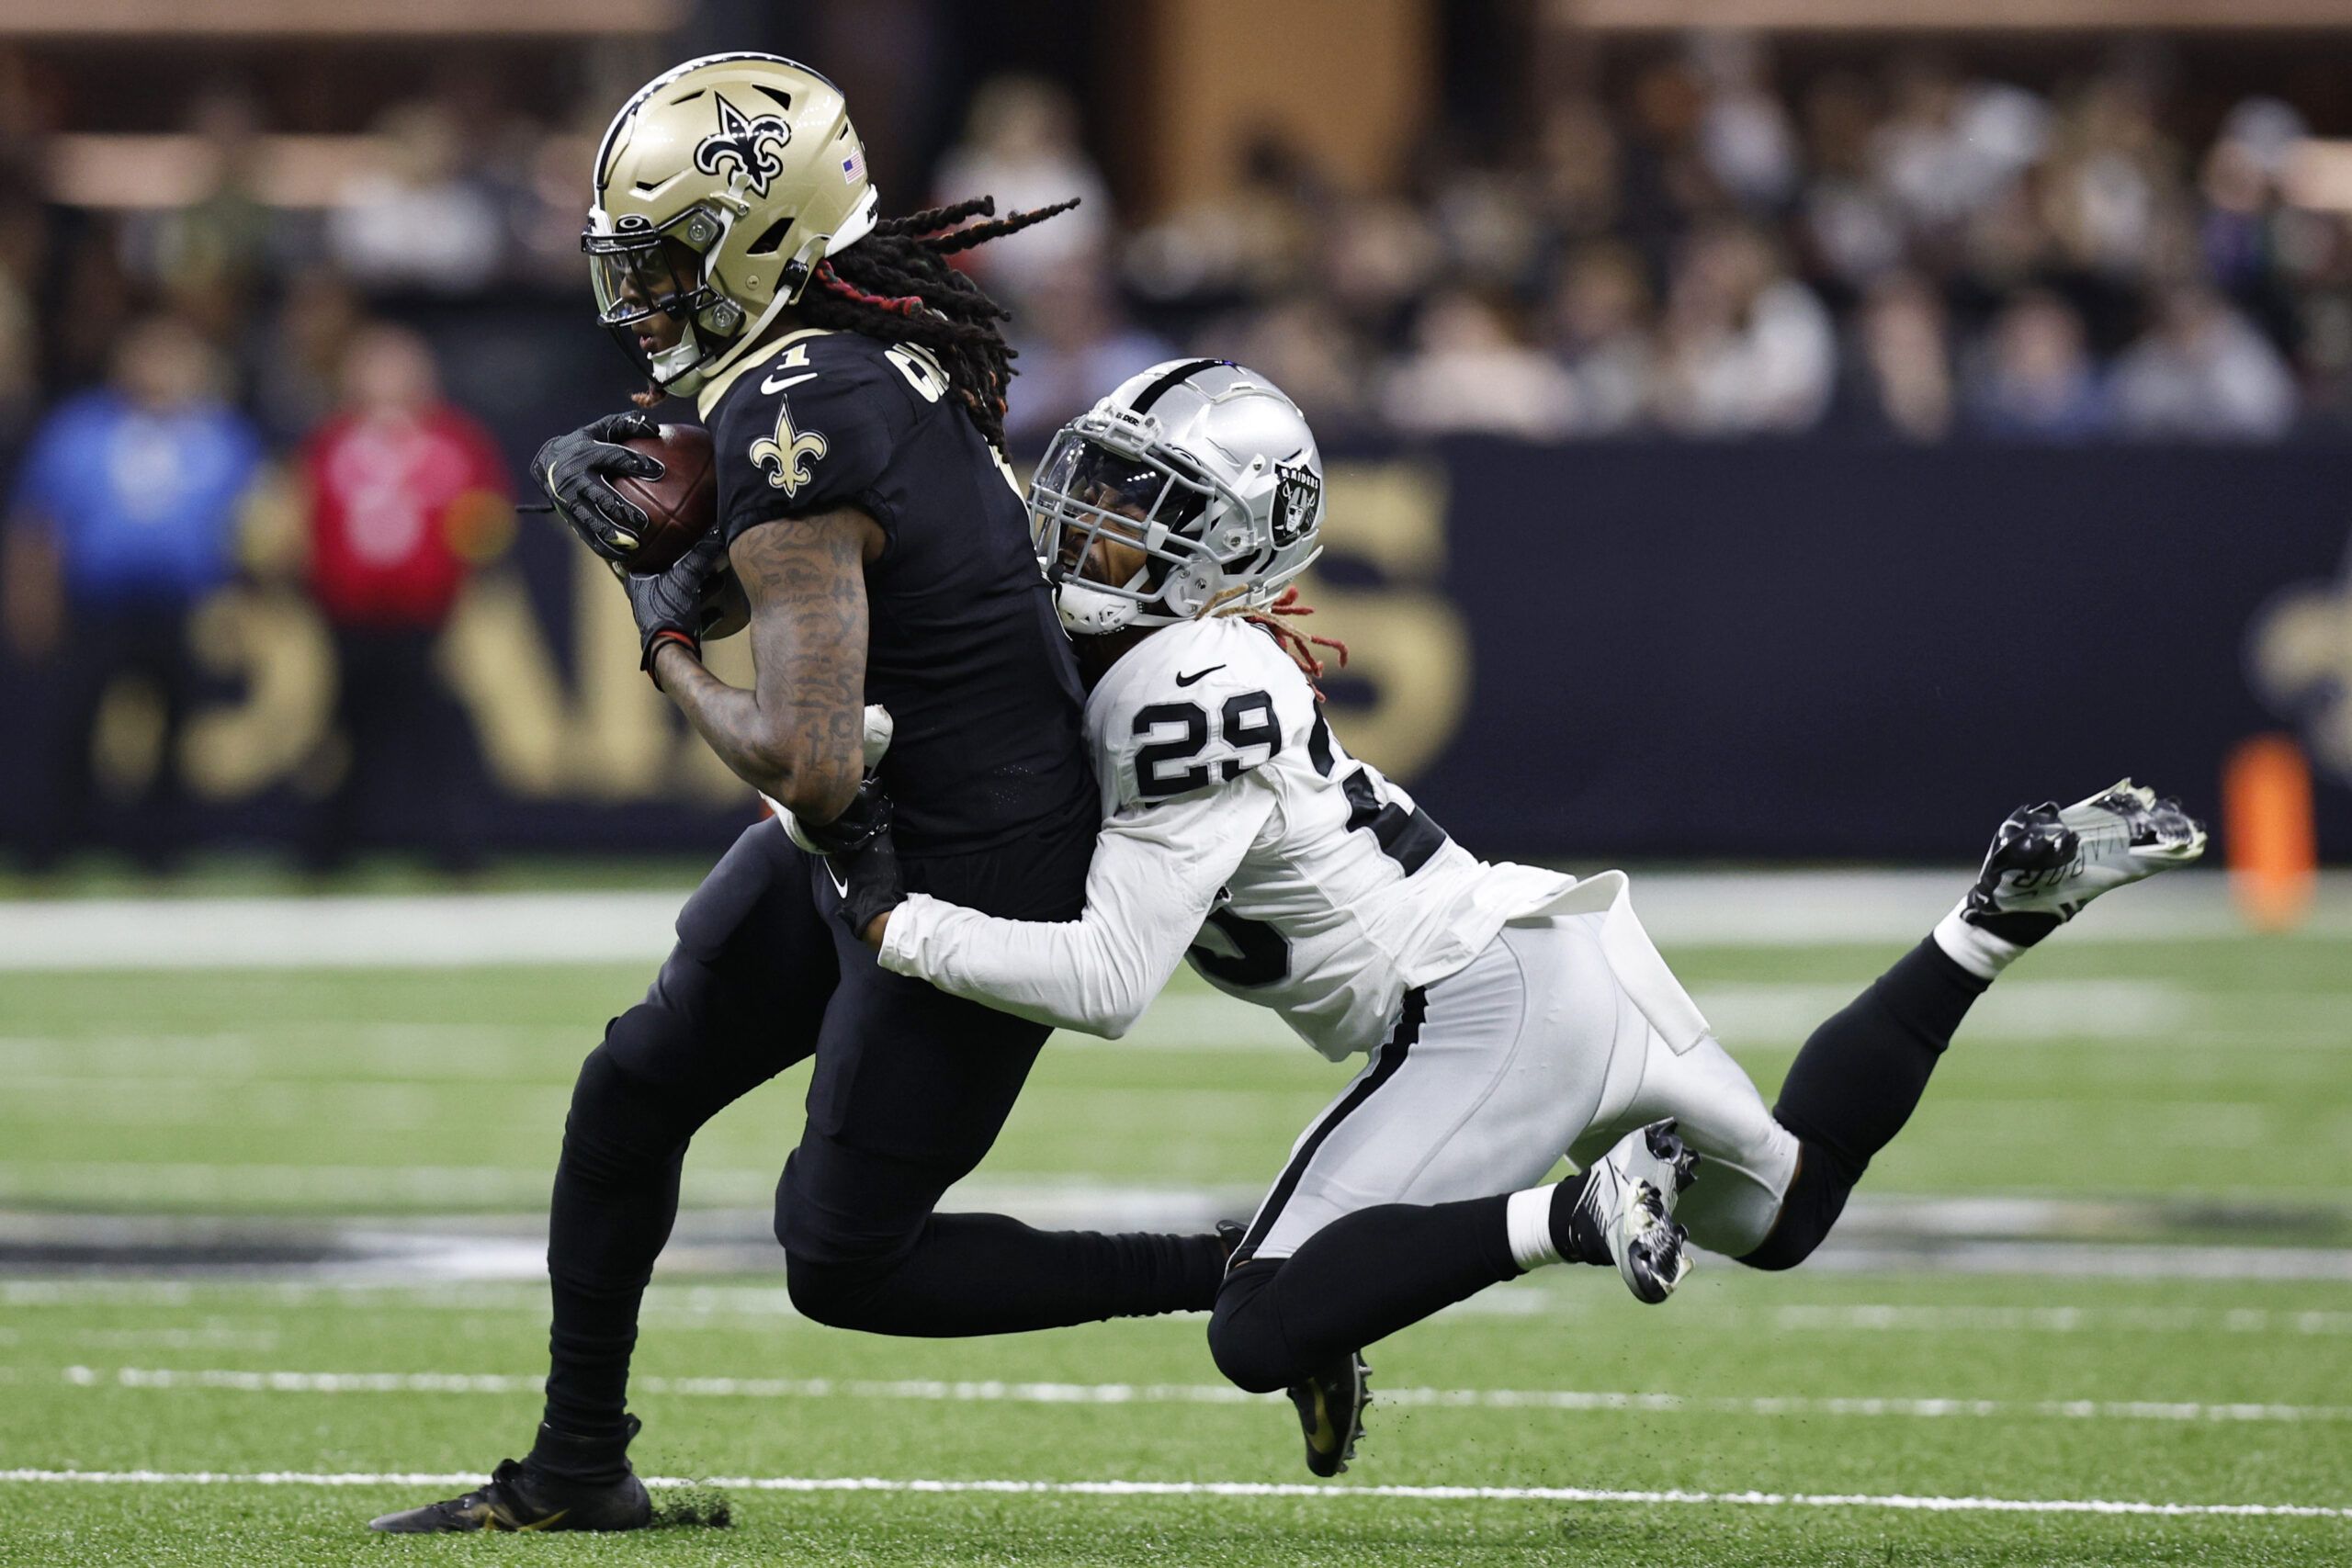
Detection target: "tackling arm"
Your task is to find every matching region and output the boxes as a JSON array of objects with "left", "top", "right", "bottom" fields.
[
  {"left": 876, "top": 779, "right": 1277, "bottom": 1038},
  {"left": 652, "top": 506, "right": 886, "bottom": 821}
]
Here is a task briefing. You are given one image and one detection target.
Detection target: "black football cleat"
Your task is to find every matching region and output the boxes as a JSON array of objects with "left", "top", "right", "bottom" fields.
[
  {"left": 1289, "top": 1350, "right": 1371, "bottom": 1478},
  {"left": 1961, "top": 779, "right": 2206, "bottom": 947},
  {"left": 368, "top": 1419, "right": 652, "bottom": 1534}
]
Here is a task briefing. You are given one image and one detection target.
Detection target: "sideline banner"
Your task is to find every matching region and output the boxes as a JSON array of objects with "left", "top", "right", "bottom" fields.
[
  {"left": 6, "top": 435, "right": 2347, "bottom": 863},
  {"left": 1402, "top": 439, "right": 2352, "bottom": 861}
]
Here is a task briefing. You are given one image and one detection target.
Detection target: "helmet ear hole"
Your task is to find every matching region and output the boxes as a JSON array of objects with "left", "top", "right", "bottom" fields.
[
  {"left": 1163, "top": 567, "right": 1217, "bottom": 617},
  {"left": 745, "top": 215, "right": 795, "bottom": 256}
]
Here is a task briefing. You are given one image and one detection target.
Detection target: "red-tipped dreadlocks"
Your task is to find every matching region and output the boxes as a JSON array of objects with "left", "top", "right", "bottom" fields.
[
  {"left": 1241, "top": 586, "right": 1350, "bottom": 697},
  {"left": 814, "top": 262, "right": 924, "bottom": 317},
  {"left": 786, "top": 194, "right": 1080, "bottom": 451},
  {"left": 632, "top": 196, "right": 1080, "bottom": 424}
]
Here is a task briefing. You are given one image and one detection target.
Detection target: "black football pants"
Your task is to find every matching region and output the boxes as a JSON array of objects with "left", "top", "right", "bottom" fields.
[{"left": 538, "top": 820, "right": 1225, "bottom": 1468}]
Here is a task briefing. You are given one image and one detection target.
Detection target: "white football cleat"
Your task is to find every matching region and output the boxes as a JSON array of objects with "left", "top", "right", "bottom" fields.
[
  {"left": 1564, "top": 1120, "right": 1699, "bottom": 1305},
  {"left": 1961, "top": 779, "right": 2207, "bottom": 945}
]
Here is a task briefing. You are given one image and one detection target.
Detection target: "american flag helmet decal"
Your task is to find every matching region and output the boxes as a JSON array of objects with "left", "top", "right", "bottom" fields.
[{"left": 841, "top": 147, "right": 865, "bottom": 184}]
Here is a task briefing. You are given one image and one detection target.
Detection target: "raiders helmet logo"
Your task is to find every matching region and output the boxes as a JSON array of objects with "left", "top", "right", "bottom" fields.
[
  {"left": 750, "top": 397, "right": 829, "bottom": 496},
  {"left": 1270, "top": 461, "right": 1321, "bottom": 547},
  {"left": 695, "top": 94, "right": 793, "bottom": 199}
]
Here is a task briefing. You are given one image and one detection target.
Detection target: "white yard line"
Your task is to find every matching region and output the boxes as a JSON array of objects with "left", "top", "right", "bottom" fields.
[
  {"left": 0, "top": 893, "right": 687, "bottom": 970},
  {"left": 1764, "top": 1303, "right": 2352, "bottom": 1336},
  {"left": 1803, "top": 1240, "right": 2352, "bottom": 1281},
  {"left": 12, "top": 1278, "right": 2352, "bottom": 1337},
  {"left": 51, "top": 1365, "right": 2352, "bottom": 1425},
  {"left": 0, "top": 870, "right": 2336, "bottom": 972},
  {"left": 0, "top": 1467, "right": 2344, "bottom": 1519}
]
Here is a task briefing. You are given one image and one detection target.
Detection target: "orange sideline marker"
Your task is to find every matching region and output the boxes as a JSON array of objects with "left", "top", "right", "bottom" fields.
[{"left": 2223, "top": 734, "right": 2317, "bottom": 931}]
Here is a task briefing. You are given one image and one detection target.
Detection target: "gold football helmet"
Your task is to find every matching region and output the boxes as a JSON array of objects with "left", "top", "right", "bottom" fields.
[{"left": 583, "top": 52, "right": 878, "bottom": 394}]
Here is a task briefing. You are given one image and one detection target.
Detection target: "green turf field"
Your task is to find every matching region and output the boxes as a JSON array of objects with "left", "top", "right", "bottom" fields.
[{"left": 3, "top": 931, "right": 2348, "bottom": 1563}]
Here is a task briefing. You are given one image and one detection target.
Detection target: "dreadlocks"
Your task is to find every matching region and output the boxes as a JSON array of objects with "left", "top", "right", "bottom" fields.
[
  {"left": 1212, "top": 585, "right": 1351, "bottom": 697},
  {"left": 788, "top": 195, "right": 1080, "bottom": 453}
]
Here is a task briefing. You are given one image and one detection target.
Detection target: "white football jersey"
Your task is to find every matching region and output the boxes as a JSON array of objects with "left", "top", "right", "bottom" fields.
[{"left": 1084, "top": 616, "right": 1569, "bottom": 1058}]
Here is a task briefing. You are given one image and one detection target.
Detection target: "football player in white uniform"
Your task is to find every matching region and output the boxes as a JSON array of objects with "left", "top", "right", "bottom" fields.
[{"left": 824, "top": 359, "right": 2207, "bottom": 1477}]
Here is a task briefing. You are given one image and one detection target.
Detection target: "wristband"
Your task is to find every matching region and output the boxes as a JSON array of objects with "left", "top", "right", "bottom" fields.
[{"left": 645, "top": 629, "right": 700, "bottom": 689}]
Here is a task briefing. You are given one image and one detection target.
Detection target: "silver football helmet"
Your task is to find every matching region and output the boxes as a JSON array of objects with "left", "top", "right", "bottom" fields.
[{"left": 1030, "top": 359, "right": 1325, "bottom": 635}]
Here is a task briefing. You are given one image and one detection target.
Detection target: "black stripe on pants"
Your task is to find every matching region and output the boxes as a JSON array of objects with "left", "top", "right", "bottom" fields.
[{"left": 1233, "top": 987, "right": 1427, "bottom": 1264}]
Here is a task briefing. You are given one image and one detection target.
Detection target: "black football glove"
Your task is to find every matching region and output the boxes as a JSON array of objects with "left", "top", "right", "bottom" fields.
[
  {"left": 796, "top": 780, "right": 905, "bottom": 940},
  {"left": 535, "top": 411, "right": 664, "bottom": 564},
  {"left": 624, "top": 528, "right": 734, "bottom": 685}
]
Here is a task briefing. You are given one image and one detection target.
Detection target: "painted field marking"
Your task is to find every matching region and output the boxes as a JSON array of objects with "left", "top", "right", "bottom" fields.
[
  {"left": 1767, "top": 1303, "right": 2352, "bottom": 1335},
  {"left": 6, "top": 870, "right": 2344, "bottom": 970},
  {"left": 13, "top": 1280, "right": 2352, "bottom": 1337},
  {"left": 0, "top": 1468, "right": 2346, "bottom": 1519},
  {"left": 9, "top": 1227, "right": 2352, "bottom": 1282},
  {"left": 55, "top": 1366, "right": 2352, "bottom": 1425}
]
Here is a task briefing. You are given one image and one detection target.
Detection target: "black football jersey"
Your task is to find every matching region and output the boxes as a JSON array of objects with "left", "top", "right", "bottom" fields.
[{"left": 701, "top": 327, "right": 1094, "bottom": 857}]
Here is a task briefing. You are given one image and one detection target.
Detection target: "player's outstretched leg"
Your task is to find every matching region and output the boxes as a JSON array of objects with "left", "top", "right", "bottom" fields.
[
  {"left": 1535, "top": 1120, "right": 1701, "bottom": 1304},
  {"left": 1212, "top": 1120, "right": 1697, "bottom": 1476},
  {"left": 1933, "top": 778, "right": 2208, "bottom": 976},
  {"left": 368, "top": 1421, "right": 650, "bottom": 1533},
  {"left": 1744, "top": 779, "right": 2204, "bottom": 1271}
]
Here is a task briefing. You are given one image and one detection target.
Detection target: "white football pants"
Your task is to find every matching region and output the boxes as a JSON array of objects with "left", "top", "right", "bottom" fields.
[{"left": 1241, "top": 910, "right": 1802, "bottom": 1262}]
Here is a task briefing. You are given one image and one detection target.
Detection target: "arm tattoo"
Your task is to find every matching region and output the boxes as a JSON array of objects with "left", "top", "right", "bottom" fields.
[{"left": 660, "top": 508, "right": 876, "bottom": 821}]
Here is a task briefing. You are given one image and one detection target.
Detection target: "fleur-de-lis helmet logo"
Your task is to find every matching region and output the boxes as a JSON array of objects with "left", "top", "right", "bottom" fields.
[{"left": 694, "top": 93, "right": 793, "bottom": 199}]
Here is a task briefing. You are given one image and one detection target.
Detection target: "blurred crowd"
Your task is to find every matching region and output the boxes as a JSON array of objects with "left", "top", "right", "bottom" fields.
[
  {"left": 3, "top": 39, "right": 2350, "bottom": 464},
  {"left": 1080, "top": 41, "right": 2350, "bottom": 446}
]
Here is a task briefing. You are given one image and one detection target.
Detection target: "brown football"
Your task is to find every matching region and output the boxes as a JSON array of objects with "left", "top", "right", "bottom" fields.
[{"left": 607, "top": 423, "right": 717, "bottom": 573}]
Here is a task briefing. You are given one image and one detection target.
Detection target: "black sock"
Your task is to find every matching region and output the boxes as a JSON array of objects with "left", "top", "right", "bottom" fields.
[
  {"left": 1742, "top": 936, "right": 1987, "bottom": 1270},
  {"left": 534, "top": 1122, "right": 683, "bottom": 1472},
  {"left": 1545, "top": 1168, "right": 1611, "bottom": 1265},
  {"left": 1208, "top": 1196, "right": 1518, "bottom": 1393},
  {"left": 1779, "top": 935, "right": 1985, "bottom": 1177},
  {"left": 533, "top": 1043, "right": 708, "bottom": 1472},
  {"left": 526, "top": 1416, "right": 639, "bottom": 1487}
]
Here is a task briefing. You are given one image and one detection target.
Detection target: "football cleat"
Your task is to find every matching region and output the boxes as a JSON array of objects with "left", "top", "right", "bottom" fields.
[
  {"left": 1561, "top": 1120, "right": 1699, "bottom": 1305},
  {"left": 1288, "top": 1349, "right": 1372, "bottom": 1478},
  {"left": 1962, "top": 779, "right": 2207, "bottom": 946},
  {"left": 368, "top": 1457, "right": 650, "bottom": 1534}
]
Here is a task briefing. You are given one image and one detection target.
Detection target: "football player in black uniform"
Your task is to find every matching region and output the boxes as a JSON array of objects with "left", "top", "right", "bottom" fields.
[{"left": 370, "top": 54, "right": 1226, "bottom": 1533}]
